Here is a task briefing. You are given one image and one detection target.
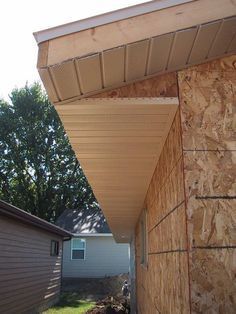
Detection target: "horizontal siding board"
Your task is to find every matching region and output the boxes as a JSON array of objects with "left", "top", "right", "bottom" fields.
[
  {"left": 59, "top": 113, "right": 169, "bottom": 123},
  {"left": 0, "top": 263, "right": 61, "bottom": 273},
  {"left": 0, "top": 215, "right": 62, "bottom": 313},
  {"left": 70, "top": 136, "right": 161, "bottom": 144},
  {"left": 64, "top": 122, "right": 167, "bottom": 131},
  {"left": 5, "top": 290, "right": 60, "bottom": 314},
  {"left": 66, "top": 129, "right": 166, "bottom": 137},
  {"left": 1, "top": 277, "right": 60, "bottom": 295},
  {"left": 63, "top": 237, "right": 129, "bottom": 278},
  {"left": 0, "top": 235, "right": 53, "bottom": 250},
  {"left": 0, "top": 243, "right": 52, "bottom": 254},
  {"left": 0, "top": 218, "right": 62, "bottom": 242},
  {"left": 0, "top": 269, "right": 61, "bottom": 281},
  {"left": 0, "top": 286, "right": 60, "bottom": 310}
]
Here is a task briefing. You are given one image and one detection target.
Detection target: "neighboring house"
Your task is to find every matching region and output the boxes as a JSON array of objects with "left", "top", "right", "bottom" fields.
[
  {"left": 0, "top": 200, "right": 71, "bottom": 314},
  {"left": 56, "top": 209, "right": 130, "bottom": 278},
  {"left": 35, "top": 1, "right": 236, "bottom": 313}
]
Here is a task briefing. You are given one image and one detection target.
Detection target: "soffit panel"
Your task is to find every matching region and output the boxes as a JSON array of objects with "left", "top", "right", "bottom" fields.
[
  {"left": 208, "top": 17, "right": 236, "bottom": 58},
  {"left": 102, "top": 47, "right": 125, "bottom": 87},
  {"left": 188, "top": 21, "right": 221, "bottom": 64},
  {"left": 39, "top": 16, "right": 236, "bottom": 104},
  {"left": 55, "top": 98, "right": 178, "bottom": 242}
]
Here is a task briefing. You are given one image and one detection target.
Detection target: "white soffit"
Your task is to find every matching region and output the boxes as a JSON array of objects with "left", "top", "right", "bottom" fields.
[
  {"left": 38, "top": 15, "right": 236, "bottom": 104},
  {"left": 55, "top": 98, "right": 179, "bottom": 242}
]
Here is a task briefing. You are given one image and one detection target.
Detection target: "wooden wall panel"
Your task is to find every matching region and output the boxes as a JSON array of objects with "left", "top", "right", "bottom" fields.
[
  {"left": 178, "top": 54, "right": 236, "bottom": 150},
  {"left": 91, "top": 72, "right": 178, "bottom": 98},
  {"left": 135, "top": 108, "right": 190, "bottom": 313},
  {"left": 178, "top": 55, "right": 236, "bottom": 312},
  {"left": 191, "top": 249, "right": 236, "bottom": 314}
]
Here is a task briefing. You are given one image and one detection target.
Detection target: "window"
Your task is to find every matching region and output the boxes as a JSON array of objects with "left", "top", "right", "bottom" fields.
[
  {"left": 71, "top": 238, "right": 86, "bottom": 260},
  {"left": 50, "top": 240, "right": 59, "bottom": 256},
  {"left": 140, "top": 209, "right": 148, "bottom": 267}
]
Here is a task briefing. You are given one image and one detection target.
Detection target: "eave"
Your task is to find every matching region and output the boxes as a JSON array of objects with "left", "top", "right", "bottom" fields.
[{"left": 34, "top": 0, "right": 236, "bottom": 242}]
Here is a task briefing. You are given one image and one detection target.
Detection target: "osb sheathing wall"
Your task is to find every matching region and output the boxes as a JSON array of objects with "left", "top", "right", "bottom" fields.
[
  {"left": 179, "top": 55, "right": 236, "bottom": 313},
  {"left": 135, "top": 109, "right": 190, "bottom": 314},
  {"left": 135, "top": 55, "right": 236, "bottom": 314}
]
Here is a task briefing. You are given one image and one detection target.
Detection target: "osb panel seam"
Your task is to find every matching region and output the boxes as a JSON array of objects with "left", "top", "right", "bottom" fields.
[
  {"left": 146, "top": 153, "right": 183, "bottom": 210},
  {"left": 148, "top": 200, "right": 185, "bottom": 234},
  {"left": 149, "top": 249, "right": 187, "bottom": 255},
  {"left": 177, "top": 71, "right": 193, "bottom": 314},
  {"left": 178, "top": 55, "right": 236, "bottom": 313}
]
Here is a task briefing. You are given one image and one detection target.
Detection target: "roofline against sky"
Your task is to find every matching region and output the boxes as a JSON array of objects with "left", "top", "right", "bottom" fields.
[
  {"left": 33, "top": 0, "right": 193, "bottom": 44},
  {"left": 72, "top": 233, "right": 113, "bottom": 237},
  {"left": 0, "top": 200, "right": 72, "bottom": 238}
]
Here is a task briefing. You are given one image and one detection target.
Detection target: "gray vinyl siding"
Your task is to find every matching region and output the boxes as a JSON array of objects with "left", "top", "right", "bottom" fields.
[
  {"left": 62, "top": 236, "right": 129, "bottom": 278},
  {"left": 0, "top": 215, "right": 63, "bottom": 314}
]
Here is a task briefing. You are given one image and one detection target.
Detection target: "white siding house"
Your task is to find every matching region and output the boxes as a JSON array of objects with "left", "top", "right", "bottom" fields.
[{"left": 56, "top": 209, "right": 129, "bottom": 278}]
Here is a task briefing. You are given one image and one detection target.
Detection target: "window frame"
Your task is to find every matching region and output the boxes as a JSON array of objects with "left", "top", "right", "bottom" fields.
[
  {"left": 50, "top": 240, "right": 59, "bottom": 256},
  {"left": 71, "top": 238, "right": 86, "bottom": 260},
  {"left": 140, "top": 209, "right": 148, "bottom": 268}
]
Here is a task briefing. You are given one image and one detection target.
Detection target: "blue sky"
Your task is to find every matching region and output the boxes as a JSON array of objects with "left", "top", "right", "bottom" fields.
[{"left": 0, "top": 0, "right": 149, "bottom": 100}]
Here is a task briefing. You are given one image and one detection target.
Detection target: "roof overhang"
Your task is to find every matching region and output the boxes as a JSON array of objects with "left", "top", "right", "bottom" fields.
[
  {"left": 35, "top": 0, "right": 236, "bottom": 104},
  {"left": 34, "top": 0, "right": 236, "bottom": 242},
  {"left": 55, "top": 98, "right": 178, "bottom": 242},
  {"left": 0, "top": 200, "right": 72, "bottom": 239},
  {"left": 34, "top": 0, "right": 194, "bottom": 44},
  {"left": 72, "top": 233, "right": 113, "bottom": 237}
]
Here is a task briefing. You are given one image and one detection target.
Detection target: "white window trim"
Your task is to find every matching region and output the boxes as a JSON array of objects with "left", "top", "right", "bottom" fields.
[{"left": 71, "top": 238, "right": 86, "bottom": 260}]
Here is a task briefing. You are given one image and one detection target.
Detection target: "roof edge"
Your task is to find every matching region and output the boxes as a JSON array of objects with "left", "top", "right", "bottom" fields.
[
  {"left": 0, "top": 200, "right": 72, "bottom": 238},
  {"left": 33, "top": 0, "right": 193, "bottom": 44},
  {"left": 72, "top": 233, "right": 113, "bottom": 237}
]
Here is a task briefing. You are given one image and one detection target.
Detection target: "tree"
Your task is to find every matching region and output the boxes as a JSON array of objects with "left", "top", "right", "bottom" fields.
[{"left": 0, "top": 83, "right": 100, "bottom": 222}]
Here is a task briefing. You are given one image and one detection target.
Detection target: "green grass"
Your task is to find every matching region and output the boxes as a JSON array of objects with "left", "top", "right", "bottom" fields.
[{"left": 44, "top": 292, "right": 95, "bottom": 314}]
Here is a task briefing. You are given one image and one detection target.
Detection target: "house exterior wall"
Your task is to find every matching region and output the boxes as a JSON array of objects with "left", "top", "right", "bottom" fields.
[
  {"left": 135, "top": 109, "right": 190, "bottom": 314},
  {"left": 179, "top": 55, "right": 236, "bottom": 313},
  {"left": 0, "top": 214, "right": 63, "bottom": 314},
  {"left": 62, "top": 236, "right": 129, "bottom": 278},
  {"left": 134, "top": 55, "right": 236, "bottom": 313}
]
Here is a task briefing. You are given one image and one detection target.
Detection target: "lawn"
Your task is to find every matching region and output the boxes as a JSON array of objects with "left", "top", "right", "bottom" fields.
[{"left": 44, "top": 292, "right": 95, "bottom": 314}]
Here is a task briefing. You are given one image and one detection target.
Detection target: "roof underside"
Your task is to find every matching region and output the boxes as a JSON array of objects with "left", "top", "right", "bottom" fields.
[
  {"left": 36, "top": 0, "right": 236, "bottom": 104},
  {"left": 35, "top": 0, "right": 236, "bottom": 242},
  {"left": 56, "top": 98, "right": 178, "bottom": 242}
]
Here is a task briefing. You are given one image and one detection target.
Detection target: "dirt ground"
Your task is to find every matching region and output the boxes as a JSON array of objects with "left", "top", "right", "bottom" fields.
[
  {"left": 86, "top": 296, "right": 130, "bottom": 314},
  {"left": 62, "top": 273, "right": 129, "bottom": 301}
]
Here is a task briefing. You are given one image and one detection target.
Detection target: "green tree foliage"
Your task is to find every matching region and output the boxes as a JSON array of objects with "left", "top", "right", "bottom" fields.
[{"left": 0, "top": 83, "right": 100, "bottom": 222}]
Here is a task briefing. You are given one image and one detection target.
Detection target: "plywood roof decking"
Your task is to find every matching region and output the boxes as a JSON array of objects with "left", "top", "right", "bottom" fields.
[
  {"left": 55, "top": 98, "right": 178, "bottom": 242},
  {"left": 37, "top": 14, "right": 236, "bottom": 103}
]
